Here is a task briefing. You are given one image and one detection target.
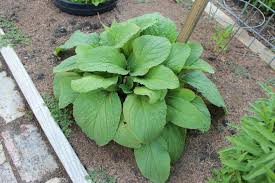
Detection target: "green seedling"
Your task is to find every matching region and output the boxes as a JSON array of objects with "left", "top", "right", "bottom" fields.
[
  {"left": 211, "top": 24, "right": 234, "bottom": 52},
  {"left": 0, "top": 16, "right": 30, "bottom": 47}
]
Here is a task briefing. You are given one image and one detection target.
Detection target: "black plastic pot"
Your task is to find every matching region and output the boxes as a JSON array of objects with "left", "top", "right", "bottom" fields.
[{"left": 54, "top": 0, "right": 118, "bottom": 16}]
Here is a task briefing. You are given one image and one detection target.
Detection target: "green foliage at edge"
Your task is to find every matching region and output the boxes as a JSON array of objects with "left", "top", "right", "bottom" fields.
[{"left": 208, "top": 81, "right": 275, "bottom": 183}]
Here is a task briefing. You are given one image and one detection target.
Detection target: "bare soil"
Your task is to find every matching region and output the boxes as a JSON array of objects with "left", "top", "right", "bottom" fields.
[{"left": 0, "top": 0, "right": 274, "bottom": 182}]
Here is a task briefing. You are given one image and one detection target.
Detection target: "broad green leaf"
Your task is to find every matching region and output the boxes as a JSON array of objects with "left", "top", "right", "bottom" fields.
[
  {"left": 127, "top": 13, "right": 159, "bottom": 31},
  {"left": 55, "top": 31, "right": 99, "bottom": 55},
  {"left": 75, "top": 44, "right": 94, "bottom": 52},
  {"left": 76, "top": 46, "right": 129, "bottom": 75},
  {"left": 182, "top": 71, "right": 226, "bottom": 108},
  {"left": 192, "top": 96, "right": 211, "bottom": 124},
  {"left": 134, "top": 137, "right": 170, "bottom": 183},
  {"left": 99, "top": 31, "right": 109, "bottom": 46},
  {"left": 105, "top": 22, "right": 140, "bottom": 48},
  {"left": 134, "top": 87, "right": 167, "bottom": 104},
  {"left": 53, "top": 56, "right": 78, "bottom": 73},
  {"left": 168, "top": 88, "right": 196, "bottom": 101},
  {"left": 166, "top": 88, "right": 211, "bottom": 131},
  {"left": 53, "top": 72, "right": 81, "bottom": 109},
  {"left": 161, "top": 124, "right": 187, "bottom": 163},
  {"left": 185, "top": 42, "right": 203, "bottom": 65},
  {"left": 123, "top": 94, "right": 167, "bottom": 143},
  {"left": 114, "top": 120, "right": 142, "bottom": 149},
  {"left": 141, "top": 13, "right": 178, "bottom": 43},
  {"left": 73, "top": 91, "right": 121, "bottom": 146},
  {"left": 183, "top": 59, "right": 215, "bottom": 74},
  {"left": 71, "top": 74, "right": 118, "bottom": 93},
  {"left": 133, "top": 65, "right": 179, "bottom": 90},
  {"left": 129, "top": 35, "right": 171, "bottom": 76},
  {"left": 164, "top": 43, "right": 191, "bottom": 73}
]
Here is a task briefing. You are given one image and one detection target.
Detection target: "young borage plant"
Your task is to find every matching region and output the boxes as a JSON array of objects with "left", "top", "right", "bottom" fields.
[
  {"left": 208, "top": 82, "right": 275, "bottom": 183},
  {"left": 53, "top": 13, "right": 226, "bottom": 183}
]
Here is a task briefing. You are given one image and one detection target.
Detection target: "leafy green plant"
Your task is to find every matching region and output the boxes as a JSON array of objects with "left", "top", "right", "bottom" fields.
[
  {"left": 53, "top": 12, "right": 225, "bottom": 183},
  {"left": 69, "top": 0, "right": 109, "bottom": 6},
  {"left": 211, "top": 24, "right": 233, "bottom": 52},
  {"left": 208, "top": 81, "right": 275, "bottom": 183},
  {"left": 0, "top": 16, "right": 30, "bottom": 47}
]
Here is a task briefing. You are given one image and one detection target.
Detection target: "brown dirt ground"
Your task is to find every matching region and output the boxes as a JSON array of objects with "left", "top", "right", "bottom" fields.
[{"left": 0, "top": 0, "right": 274, "bottom": 182}]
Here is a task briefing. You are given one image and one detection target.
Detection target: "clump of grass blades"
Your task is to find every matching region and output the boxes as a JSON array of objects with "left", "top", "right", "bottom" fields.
[
  {"left": 0, "top": 16, "right": 30, "bottom": 47},
  {"left": 43, "top": 94, "right": 74, "bottom": 137}
]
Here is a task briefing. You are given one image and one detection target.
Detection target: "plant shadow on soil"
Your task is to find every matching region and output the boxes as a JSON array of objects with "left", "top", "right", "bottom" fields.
[{"left": 0, "top": 0, "right": 274, "bottom": 182}]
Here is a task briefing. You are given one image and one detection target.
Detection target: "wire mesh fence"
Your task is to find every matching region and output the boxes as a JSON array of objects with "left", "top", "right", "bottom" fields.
[{"left": 206, "top": 0, "right": 274, "bottom": 66}]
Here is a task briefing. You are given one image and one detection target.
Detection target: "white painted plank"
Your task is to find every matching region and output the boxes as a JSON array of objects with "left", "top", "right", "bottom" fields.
[
  {"left": 192, "top": 0, "right": 275, "bottom": 69},
  {"left": 0, "top": 28, "right": 89, "bottom": 183}
]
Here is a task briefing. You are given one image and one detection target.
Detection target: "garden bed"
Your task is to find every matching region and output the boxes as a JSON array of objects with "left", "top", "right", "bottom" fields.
[{"left": 0, "top": 0, "right": 274, "bottom": 182}]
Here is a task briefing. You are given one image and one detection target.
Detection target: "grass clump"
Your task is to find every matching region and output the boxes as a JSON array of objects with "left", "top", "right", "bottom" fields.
[
  {"left": 0, "top": 16, "right": 30, "bottom": 47},
  {"left": 43, "top": 94, "right": 74, "bottom": 137},
  {"left": 86, "top": 167, "right": 116, "bottom": 183}
]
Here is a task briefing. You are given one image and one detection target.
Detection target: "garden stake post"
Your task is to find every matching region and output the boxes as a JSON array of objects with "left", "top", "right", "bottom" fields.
[{"left": 177, "top": 0, "right": 209, "bottom": 43}]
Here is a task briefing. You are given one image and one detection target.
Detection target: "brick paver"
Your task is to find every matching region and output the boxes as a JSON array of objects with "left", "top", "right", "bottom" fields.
[
  {"left": 45, "top": 177, "right": 68, "bottom": 183},
  {"left": 1, "top": 124, "right": 58, "bottom": 182},
  {"left": 0, "top": 144, "right": 5, "bottom": 165},
  {"left": 0, "top": 144, "right": 17, "bottom": 183},
  {"left": 0, "top": 70, "right": 25, "bottom": 123},
  {"left": 0, "top": 59, "right": 67, "bottom": 182}
]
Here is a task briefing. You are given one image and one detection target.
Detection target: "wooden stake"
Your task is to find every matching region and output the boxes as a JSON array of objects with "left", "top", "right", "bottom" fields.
[{"left": 177, "top": 0, "right": 209, "bottom": 42}]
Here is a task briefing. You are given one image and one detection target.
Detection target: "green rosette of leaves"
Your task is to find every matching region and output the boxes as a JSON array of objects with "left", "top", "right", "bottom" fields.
[{"left": 53, "top": 12, "right": 226, "bottom": 183}]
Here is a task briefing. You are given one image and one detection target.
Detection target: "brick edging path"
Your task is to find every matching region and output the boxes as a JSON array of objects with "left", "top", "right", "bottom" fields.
[{"left": 0, "top": 58, "right": 69, "bottom": 183}]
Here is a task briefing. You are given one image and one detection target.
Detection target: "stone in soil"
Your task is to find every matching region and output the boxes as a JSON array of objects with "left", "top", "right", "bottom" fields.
[
  {"left": 1, "top": 124, "right": 58, "bottom": 182},
  {"left": 0, "top": 144, "right": 6, "bottom": 165},
  {"left": 0, "top": 144, "right": 17, "bottom": 183},
  {"left": 45, "top": 177, "right": 68, "bottom": 183},
  {"left": 0, "top": 162, "right": 18, "bottom": 183},
  {"left": 0, "top": 71, "right": 25, "bottom": 123}
]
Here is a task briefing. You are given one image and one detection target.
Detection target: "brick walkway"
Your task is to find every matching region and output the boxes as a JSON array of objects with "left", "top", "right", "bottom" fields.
[{"left": 0, "top": 58, "right": 68, "bottom": 183}]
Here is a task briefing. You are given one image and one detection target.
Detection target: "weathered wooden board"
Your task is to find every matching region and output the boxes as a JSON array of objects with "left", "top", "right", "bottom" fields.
[{"left": 0, "top": 28, "right": 89, "bottom": 183}]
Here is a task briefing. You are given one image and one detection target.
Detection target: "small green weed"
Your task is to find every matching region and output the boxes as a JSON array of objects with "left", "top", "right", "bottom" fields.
[
  {"left": 43, "top": 94, "right": 74, "bottom": 137},
  {"left": 86, "top": 167, "right": 116, "bottom": 183},
  {"left": 211, "top": 24, "right": 233, "bottom": 52},
  {"left": 0, "top": 16, "right": 30, "bottom": 47},
  {"left": 25, "top": 110, "right": 35, "bottom": 121},
  {"left": 234, "top": 65, "right": 250, "bottom": 79},
  {"left": 227, "top": 62, "right": 250, "bottom": 79}
]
